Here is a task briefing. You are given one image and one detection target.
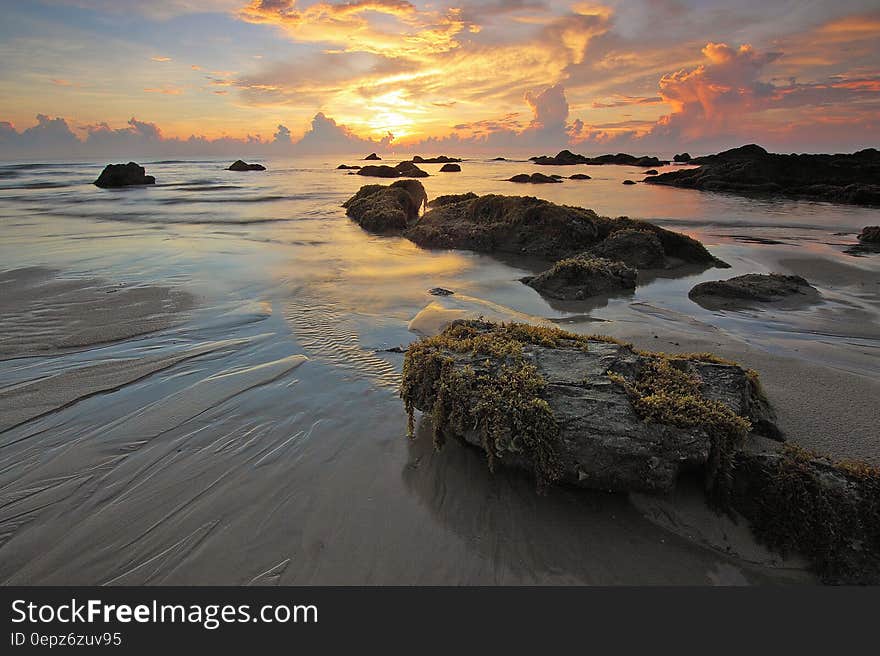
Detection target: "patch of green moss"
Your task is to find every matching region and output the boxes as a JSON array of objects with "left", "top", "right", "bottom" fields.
[
  {"left": 609, "top": 357, "right": 751, "bottom": 506},
  {"left": 734, "top": 444, "right": 880, "bottom": 583}
]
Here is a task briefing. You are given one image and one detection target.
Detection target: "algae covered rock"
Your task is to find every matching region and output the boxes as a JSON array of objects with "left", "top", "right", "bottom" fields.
[
  {"left": 585, "top": 228, "right": 666, "bottom": 269},
  {"left": 523, "top": 256, "right": 636, "bottom": 300},
  {"left": 428, "top": 192, "right": 478, "bottom": 208},
  {"left": 342, "top": 180, "right": 427, "bottom": 233},
  {"left": 401, "top": 320, "right": 778, "bottom": 494},
  {"left": 858, "top": 226, "right": 880, "bottom": 243},
  {"left": 94, "top": 162, "right": 155, "bottom": 188}
]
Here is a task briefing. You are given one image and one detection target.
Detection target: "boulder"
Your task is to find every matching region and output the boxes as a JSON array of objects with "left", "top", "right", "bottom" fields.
[
  {"left": 507, "top": 172, "right": 562, "bottom": 184},
  {"left": 531, "top": 151, "right": 667, "bottom": 166},
  {"left": 570, "top": 174, "right": 591, "bottom": 180},
  {"left": 689, "top": 273, "right": 820, "bottom": 309},
  {"left": 394, "top": 161, "right": 430, "bottom": 178},
  {"left": 646, "top": 145, "right": 880, "bottom": 206},
  {"left": 412, "top": 155, "right": 461, "bottom": 164},
  {"left": 342, "top": 180, "right": 426, "bottom": 233},
  {"left": 401, "top": 320, "right": 778, "bottom": 493},
  {"left": 858, "top": 226, "right": 880, "bottom": 243},
  {"left": 364, "top": 153, "right": 382, "bottom": 160},
  {"left": 337, "top": 164, "right": 361, "bottom": 170},
  {"left": 357, "top": 162, "right": 429, "bottom": 179},
  {"left": 530, "top": 149, "right": 591, "bottom": 165},
  {"left": 622, "top": 179, "right": 636, "bottom": 185},
  {"left": 585, "top": 228, "right": 666, "bottom": 269},
  {"left": 439, "top": 163, "right": 461, "bottom": 172},
  {"left": 93, "top": 162, "right": 155, "bottom": 188},
  {"left": 673, "top": 152, "right": 692, "bottom": 162},
  {"left": 227, "top": 160, "right": 266, "bottom": 171},
  {"left": 522, "top": 256, "right": 636, "bottom": 300},
  {"left": 644, "top": 169, "right": 659, "bottom": 175}
]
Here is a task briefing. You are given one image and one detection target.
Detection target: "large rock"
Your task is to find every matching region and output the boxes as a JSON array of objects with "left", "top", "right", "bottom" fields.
[
  {"left": 673, "top": 152, "right": 692, "bottom": 162},
  {"left": 858, "top": 226, "right": 880, "bottom": 243},
  {"left": 401, "top": 320, "right": 778, "bottom": 494},
  {"left": 364, "top": 153, "right": 381, "bottom": 160},
  {"left": 412, "top": 155, "right": 461, "bottom": 164},
  {"left": 646, "top": 144, "right": 880, "bottom": 206},
  {"left": 227, "top": 160, "right": 266, "bottom": 171},
  {"left": 585, "top": 228, "right": 666, "bottom": 269},
  {"left": 439, "top": 163, "right": 461, "bottom": 172},
  {"left": 337, "top": 164, "right": 361, "bottom": 170},
  {"left": 508, "top": 173, "right": 561, "bottom": 184},
  {"left": 529, "top": 150, "right": 667, "bottom": 167},
  {"left": 93, "top": 162, "right": 155, "bottom": 188},
  {"left": 689, "top": 273, "right": 820, "bottom": 309},
  {"left": 342, "top": 180, "right": 426, "bottom": 233},
  {"left": 522, "top": 256, "right": 636, "bottom": 300},
  {"left": 357, "top": 162, "right": 429, "bottom": 178}
]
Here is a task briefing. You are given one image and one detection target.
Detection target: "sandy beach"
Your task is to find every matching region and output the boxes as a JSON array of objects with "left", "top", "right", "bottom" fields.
[{"left": 0, "top": 156, "right": 877, "bottom": 585}]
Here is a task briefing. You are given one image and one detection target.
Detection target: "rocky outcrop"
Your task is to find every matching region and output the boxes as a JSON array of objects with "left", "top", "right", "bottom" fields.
[
  {"left": 342, "top": 180, "right": 426, "bottom": 233},
  {"left": 412, "top": 155, "right": 461, "bottom": 164},
  {"left": 439, "top": 163, "right": 461, "bottom": 172},
  {"left": 646, "top": 144, "right": 880, "bottom": 206},
  {"left": 428, "top": 192, "right": 478, "bottom": 208},
  {"left": 364, "top": 153, "right": 381, "bottom": 160},
  {"left": 508, "top": 173, "right": 562, "bottom": 184},
  {"left": 673, "top": 152, "right": 692, "bottom": 162},
  {"left": 689, "top": 273, "right": 820, "bottom": 309},
  {"left": 93, "top": 162, "right": 155, "bottom": 188},
  {"left": 585, "top": 228, "right": 666, "bottom": 269},
  {"left": 522, "top": 256, "right": 636, "bottom": 300},
  {"left": 622, "top": 179, "right": 636, "bottom": 185},
  {"left": 570, "top": 174, "right": 591, "bottom": 180},
  {"left": 401, "top": 320, "right": 778, "bottom": 494},
  {"left": 357, "top": 162, "right": 429, "bottom": 178},
  {"left": 227, "top": 160, "right": 266, "bottom": 171},
  {"left": 337, "top": 164, "right": 361, "bottom": 170},
  {"left": 858, "top": 226, "right": 880, "bottom": 243},
  {"left": 529, "top": 150, "right": 667, "bottom": 167}
]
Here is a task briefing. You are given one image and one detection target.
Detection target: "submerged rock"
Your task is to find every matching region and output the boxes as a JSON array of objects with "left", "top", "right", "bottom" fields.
[
  {"left": 507, "top": 172, "right": 562, "bottom": 184},
  {"left": 364, "top": 153, "right": 381, "bottom": 160},
  {"left": 689, "top": 273, "right": 820, "bottom": 309},
  {"left": 337, "top": 164, "right": 361, "bottom": 170},
  {"left": 401, "top": 320, "right": 778, "bottom": 494},
  {"left": 428, "top": 287, "right": 455, "bottom": 296},
  {"left": 570, "top": 174, "right": 591, "bottom": 180},
  {"left": 94, "top": 162, "right": 155, "bottom": 188},
  {"left": 622, "top": 179, "right": 636, "bottom": 185},
  {"left": 342, "top": 180, "right": 427, "bottom": 233},
  {"left": 227, "top": 160, "right": 266, "bottom": 171},
  {"left": 439, "top": 163, "right": 461, "bottom": 172},
  {"left": 522, "top": 256, "right": 636, "bottom": 300},
  {"left": 647, "top": 144, "right": 880, "bottom": 206}
]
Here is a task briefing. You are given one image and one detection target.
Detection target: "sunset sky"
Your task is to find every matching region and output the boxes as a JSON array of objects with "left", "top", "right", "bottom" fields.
[{"left": 1, "top": 0, "right": 878, "bottom": 157}]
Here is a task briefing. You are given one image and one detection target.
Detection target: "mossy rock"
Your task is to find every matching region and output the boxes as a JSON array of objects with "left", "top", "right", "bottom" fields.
[
  {"left": 342, "top": 180, "right": 427, "bottom": 233},
  {"left": 522, "top": 256, "right": 636, "bottom": 300}
]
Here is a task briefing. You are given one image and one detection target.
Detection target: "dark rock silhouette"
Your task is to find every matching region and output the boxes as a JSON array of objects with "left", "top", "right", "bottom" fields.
[
  {"left": 357, "top": 162, "right": 429, "bottom": 178},
  {"left": 507, "top": 172, "right": 562, "bottom": 184},
  {"left": 342, "top": 180, "right": 427, "bottom": 233},
  {"left": 622, "top": 179, "right": 636, "bottom": 185},
  {"left": 411, "top": 155, "right": 461, "bottom": 164},
  {"left": 227, "top": 160, "right": 266, "bottom": 171},
  {"left": 569, "top": 173, "right": 591, "bottom": 180},
  {"left": 689, "top": 273, "right": 820, "bottom": 309},
  {"left": 491, "top": 157, "right": 507, "bottom": 161},
  {"left": 858, "top": 226, "right": 880, "bottom": 243},
  {"left": 522, "top": 256, "right": 636, "bottom": 300},
  {"left": 94, "top": 162, "right": 155, "bottom": 188},
  {"left": 644, "top": 169, "right": 659, "bottom": 175},
  {"left": 364, "top": 153, "right": 381, "bottom": 160},
  {"left": 439, "top": 163, "right": 461, "bottom": 172},
  {"left": 673, "top": 153, "right": 692, "bottom": 162},
  {"left": 428, "top": 192, "right": 478, "bottom": 208},
  {"left": 585, "top": 228, "right": 667, "bottom": 269},
  {"left": 337, "top": 164, "right": 361, "bottom": 170},
  {"left": 530, "top": 150, "right": 667, "bottom": 167},
  {"left": 646, "top": 145, "right": 880, "bottom": 206}
]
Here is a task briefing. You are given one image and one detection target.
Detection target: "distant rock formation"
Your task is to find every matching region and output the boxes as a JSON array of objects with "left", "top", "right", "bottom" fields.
[
  {"left": 93, "top": 162, "right": 155, "bottom": 188},
  {"left": 227, "top": 160, "right": 266, "bottom": 171},
  {"left": 622, "top": 179, "right": 636, "bottom": 185},
  {"left": 530, "top": 150, "right": 667, "bottom": 167},
  {"left": 364, "top": 153, "right": 381, "bottom": 160},
  {"left": 507, "top": 173, "right": 562, "bottom": 184},
  {"left": 644, "top": 169, "right": 659, "bottom": 175},
  {"left": 646, "top": 144, "right": 880, "bottom": 206},
  {"left": 569, "top": 174, "right": 591, "bottom": 180},
  {"left": 337, "top": 164, "right": 361, "bottom": 170},
  {"left": 411, "top": 155, "right": 461, "bottom": 164},
  {"left": 673, "top": 152, "right": 692, "bottom": 162},
  {"left": 439, "top": 163, "right": 461, "bottom": 172},
  {"left": 357, "top": 162, "right": 429, "bottom": 178},
  {"left": 689, "top": 273, "right": 820, "bottom": 309}
]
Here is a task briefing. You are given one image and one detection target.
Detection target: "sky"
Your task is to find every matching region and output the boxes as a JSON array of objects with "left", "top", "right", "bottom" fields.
[{"left": 0, "top": 0, "right": 878, "bottom": 158}]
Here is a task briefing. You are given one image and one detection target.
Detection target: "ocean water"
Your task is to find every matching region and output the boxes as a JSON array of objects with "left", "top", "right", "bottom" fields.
[{"left": 0, "top": 155, "right": 877, "bottom": 584}]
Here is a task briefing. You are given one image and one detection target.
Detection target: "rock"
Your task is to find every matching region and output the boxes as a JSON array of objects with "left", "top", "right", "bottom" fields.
[
  {"left": 404, "top": 194, "right": 725, "bottom": 267},
  {"left": 93, "top": 162, "right": 155, "bottom": 188},
  {"left": 646, "top": 145, "right": 880, "bottom": 206},
  {"left": 491, "top": 157, "right": 507, "bottom": 161},
  {"left": 644, "top": 169, "right": 659, "bottom": 175},
  {"left": 227, "top": 160, "right": 266, "bottom": 171},
  {"left": 439, "top": 163, "right": 461, "bottom": 172},
  {"left": 673, "top": 153, "right": 692, "bottom": 162},
  {"left": 428, "top": 192, "right": 478, "bottom": 208},
  {"left": 522, "top": 256, "right": 636, "bottom": 300},
  {"left": 622, "top": 179, "right": 636, "bottom": 185},
  {"left": 858, "top": 226, "right": 880, "bottom": 243},
  {"left": 401, "top": 320, "right": 779, "bottom": 494},
  {"left": 412, "top": 155, "right": 461, "bottom": 164},
  {"left": 689, "top": 273, "right": 820, "bottom": 309},
  {"left": 357, "top": 162, "right": 429, "bottom": 179},
  {"left": 342, "top": 180, "right": 427, "bottom": 233},
  {"left": 364, "top": 153, "right": 381, "bottom": 160},
  {"left": 531, "top": 151, "right": 667, "bottom": 167},
  {"left": 337, "top": 164, "right": 361, "bottom": 170},
  {"left": 585, "top": 228, "right": 667, "bottom": 269},
  {"left": 507, "top": 173, "right": 562, "bottom": 184},
  {"left": 569, "top": 174, "right": 591, "bottom": 180},
  {"left": 428, "top": 288, "right": 454, "bottom": 296}
]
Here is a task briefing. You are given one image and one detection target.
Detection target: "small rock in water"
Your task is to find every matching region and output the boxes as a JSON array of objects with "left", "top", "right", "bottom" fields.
[{"left": 428, "top": 287, "right": 455, "bottom": 296}]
